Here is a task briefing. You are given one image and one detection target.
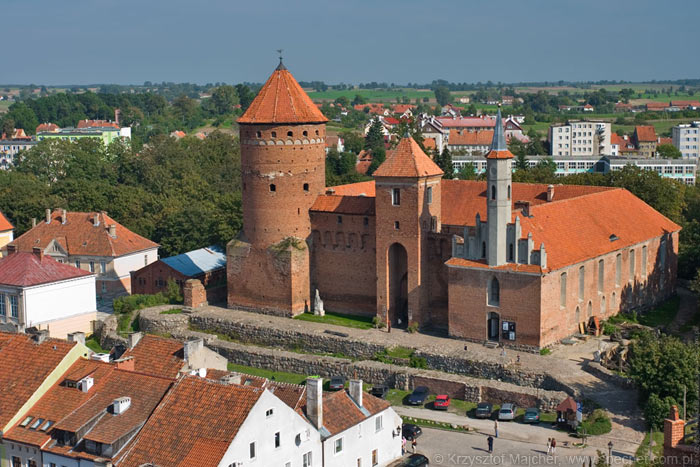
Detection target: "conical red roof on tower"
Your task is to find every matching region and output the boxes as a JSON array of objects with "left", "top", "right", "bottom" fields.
[{"left": 238, "top": 60, "right": 328, "bottom": 124}]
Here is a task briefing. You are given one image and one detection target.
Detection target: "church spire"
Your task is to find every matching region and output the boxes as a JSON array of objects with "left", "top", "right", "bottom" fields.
[{"left": 490, "top": 105, "right": 507, "bottom": 151}]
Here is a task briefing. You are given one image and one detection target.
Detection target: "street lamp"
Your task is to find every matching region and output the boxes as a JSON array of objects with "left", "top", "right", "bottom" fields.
[{"left": 607, "top": 441, "right": 613, "bottom": 464}]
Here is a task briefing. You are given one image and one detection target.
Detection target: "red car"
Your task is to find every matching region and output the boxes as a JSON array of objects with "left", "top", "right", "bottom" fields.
[{"left": 433, "top": 394, "right": 451, "bottom": 410}]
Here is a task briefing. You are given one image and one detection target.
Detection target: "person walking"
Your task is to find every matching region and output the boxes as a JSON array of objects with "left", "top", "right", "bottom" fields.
[
  {"left": 494, "top": 419, "right": 499, "bottom": 438},
  {"left": 411, "top": 438, "right": 417, "bottom": 454},
  {"left": 550, "top": 437, "right": 556, "bottom": 455},
  {"left": 401, "top": 437, "right": 406, "bottom": 455},
  {"left": 547, "top": 438, "right": 552, "bottom": 455},
  {"left": 487, "top": 435, "right": 494, "bottom": 454}
]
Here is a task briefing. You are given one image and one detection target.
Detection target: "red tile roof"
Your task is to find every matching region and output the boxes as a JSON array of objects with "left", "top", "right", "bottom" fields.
[
  {"left": 0, "top": 210, "right": 13, "bottom": 231},
  {"left": 238, "top": 65, "right": 328, "bottom": 124},
  {"left": 332, "top": 180, "right": 376, "bottom": 197},
  {"left": 423, "top": 137, "right": 436, "bottom": 151},
  {"left": 0, "top": 332, "right": 78, "bottom": 430},
  {"left": 10, "top": 210, "right": 158, "bottom": 258},
  {"left": 354, "top": 103, "right": 386, "bottom": 114},
  {"left": 119, "top": 334, "right": 184, "bottom": 378},
  {"left": 485, "top": 149, "right": 514, "bottom": 160},
  {"left": 437, "top": 116, "right": 496, "bottom": 129},
  {"left": 635, "top": 125, "right": 657, "bottom": 142},
  {"left": 310, "top": 195, "right": 375, "bottom": 215},
  {"left": 645, "top": 102, "right": 668, "bottom": 110},
  {"left": 0, "top": 251, "right": 92, "bottom": 287},
  {"left": 392, "top": 104, "right": 416, "bottom": 114},
  {"left": 119, "top": 376, "right": 263, "bottom": 467},
  {"left": 446, "top": 257, "right": 544, "bottom": 274},
  {"left": 373, "top": 136, "right": 443, "bottom": 178},
  {"left": 658, "top": 137, "right": 672, "bottom": 145},
  {"left": 449, "top": 129, "right": 494, "bottom": 146},
  {"left": 76, "top": 120, "right": 119, "bottom": 129},
  {"left": 670, "top": 100, "right": 700, "bottom": 108},
  {"left": 300, "top": 390, "right": 390, "bottom": 436},
  {"left": 36, "top": 123, "right": 60, "bottom": 133}
]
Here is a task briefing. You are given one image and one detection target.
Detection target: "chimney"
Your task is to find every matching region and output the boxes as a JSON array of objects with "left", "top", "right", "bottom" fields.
[
  {"left": 349, "top": 379, "right": 363, "bottom": 407},
  {"left": 32, "top": 218, "right": 36, "bottom": 227},
  {"left": 539, "top": 243, "right": 547, "bottom": 269},
  {"left": 114, "top": 108, "right": 121, "bottom": 126},
  {"left": 183, "top": 338, "right": 204, "bottom": 362},
  {"left": 45, "top": 208, "right": 51, "bottom": 224},
  {"left": 114, "top": 356, "right": 135, "bottom": 371},
  {"left": 547, "top": 185, "right": 555, "bottom": 202},
  {"left": 6, "top": 244, "right": 17, "bottom": 255},
  {"left": 306, "top": 377, "right": 323, "bottom": 429},
  {"left": 78, "top": 376, "right": 94, "bottom": 393},
  {"left": 664, "top": 405, "right": 685, "bottom": 448},
  {"left": 61, "top": 209, "right": 67, "bottom": 224},
  {"left": 29, "top": 328, "right": 49, "bottom": 344},
  {"left": 127, "top": 332, "right": 142, "bottom": 349},
  {"left": 67, "top": 331, "right": 85, "bottom": 345},
  {"left": 108, "top": 224, "right": 117, "bottom": 238},
  {"left": 32, "top": 247, "right": 44, "bottom": 261},
  {"left": 112, "top": 397, "right": 131, "bottom": 415},
  {"left": 93, "top": 213, "right": 100, "bottom": 227}
]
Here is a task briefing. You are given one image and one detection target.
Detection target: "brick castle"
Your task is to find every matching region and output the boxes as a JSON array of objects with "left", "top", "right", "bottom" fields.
[{"left": 227, "top": 62, "right": 681, "bottom": 349}]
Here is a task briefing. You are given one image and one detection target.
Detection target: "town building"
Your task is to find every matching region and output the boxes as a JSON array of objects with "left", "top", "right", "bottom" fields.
[
  {"left": 633, "top": 125, "right": 658, "bottom": 158},
  {"left": 130, "top": 245, "right": 226, "bottom": 303},
  {"left": 0, "top": 211, "right": 13, "bottom": 257},
  {"left": 672, "top": 121, "right": 700, "bottom": 159},
  {"left": 9, "top": 210, "right": 159, "bottom": 297},
  {"left": 419, "top": 115, "right": 448, "bottom": 152},
  {"left": 448, "top": 129, "right": 493, "bottom": 155},
  {"left": 0, "top": 139, "right": 36, "bottom": 170},
  {"left": 0, "top": 248, "right": 97, "bottom": 338},
  {"left": 228, "top": 63, "right": 680, "bottom": 349},
  {"left": 36, "top": 125, "right": 131, "bottom": 146},
  {"left": 548, "top": 121, "right": 612, "bottom": 156}
]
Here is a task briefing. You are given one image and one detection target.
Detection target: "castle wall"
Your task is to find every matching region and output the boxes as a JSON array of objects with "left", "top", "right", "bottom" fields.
[
  {"left": 309, "top": 212, "right": 376, "bottom": 315},
  {"left": 426, "top": 233, "right": 452, "bottom": 327}
]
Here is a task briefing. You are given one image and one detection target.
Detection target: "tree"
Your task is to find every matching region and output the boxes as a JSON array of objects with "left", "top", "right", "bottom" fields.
[
  {"left": 210, "top": 85, "right": 239, "bottom": 115},
  {"left": 334, "top": 96, "right": 349, "bottom": 108},
  {"left": 364, "top": 118, "right": 385, "bottom": 152},
  {"left": 341, "top": 132, "right": 363, "bottom": 154},
  {"left": 366, "top": 147, "right": 386, "bottom": 175},
  {"left": 5, "top": 102, "right": 39, "bottom": 134},
  {"left": 456, "top": 162, "right": 477, "bottom": 180},
  {"left": 437, "top": 147, "right": 453, "bottom": 178},
  {"left": 235, "top": 84, "right": 255, "bottom": 112},
  {"left": 433, "top": 86, "right": 452, "bottom": 107},
  {"left": 657, "top": 143, "right": 682, "bottom": 159},
  {"left": 1, "top": 118, "right": 15, "bottom": 137},
  {"left": 514, "top": 152, "right": 529, "bottom": 171},
  {"left": 351, "top": 94, "right": 366, "bottom": 106}
]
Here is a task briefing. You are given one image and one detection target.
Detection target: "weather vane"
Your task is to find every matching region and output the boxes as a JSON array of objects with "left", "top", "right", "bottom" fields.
[{"left": 277, "top": 49, "right": 283, "bottom": 61}]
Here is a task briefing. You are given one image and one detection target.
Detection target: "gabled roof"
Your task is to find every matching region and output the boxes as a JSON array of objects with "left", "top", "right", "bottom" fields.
[
  {"left": 373, "top": 136, "right": 443, "bottom": 178},
  {"left": 0, "top": 210, "right": 13, "bottom": 231},
  {"left": 119, "top": 376, "right": 263, "bottom": 467},
  {"left": 161, "top": 245, "right": 226, "bottom": 277},
  {"left": 449, "top": 129, "right": 494, "bottom": 146},
  {"left": 299, "top": 389, "right": 390, "bottom": 436},
  {"left": 238, "top": 62, "right": 328, "bottom": 124},
  {"left": 119, "top": 334, "right": 184, "bottom": 378},
  {"left": 635, "top": 125, "right": 657, "bottom": 142},
  {"left": 36, "top": 123, "right": 60, "bottom": 133},
  {"left": 0, "top": 252, "right": 92, "bottom": 287},
  {"left": 10, "top": 210, "right": 158, "bottom": 258},
  {"left": 0, "top": 332, "right": 77, "bottom": 430},
  {"left": 76, "top": 119, "right": 119, "bottom": 129},
  {"left": 310, "top": 195, "right": 375, "bottom": 216}
]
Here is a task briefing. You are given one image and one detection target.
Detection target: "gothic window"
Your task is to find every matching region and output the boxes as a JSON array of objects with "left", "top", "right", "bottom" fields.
[
  {"left": 629, "top": 249, "right": 635, "bottom": 280},
  {"left": 641, "top": 246, "right": 647, "bottom": 278},
  {"left": 482, "top": 242, "right": 486, "bottom": 259},
  {"left": 587, "top": 301, "right": 592, "bottom": 318},
  {"left": 508, "top": 243, "right": 514, "bottom": 262},
  {"left": 491, "top": 185, "right": 496, "bottom": 200},
  {"left": 560, "top": 272, "right": 567, "bottom": 308},
  {"left": 488, "top": 277, "right": 500, "bottom": 306},
  {"left": 427, "top": 186, "right": 433, "bottom": 204},
  {"left": 597, "top": 259, "right": 604, "bottom": 292},
  {"left": 578, "top": 266, "right": 584, "bottom": 301},
  {"left": 615, "top": 254, "right": 622, "bottom": 286},
  {"left": 507, "top": 185, "right": 511, "bottom": 200}
]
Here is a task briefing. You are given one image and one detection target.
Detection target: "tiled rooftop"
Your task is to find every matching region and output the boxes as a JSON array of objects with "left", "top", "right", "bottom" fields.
[
  {"left": 373, "top": 136, "right": 443, "bottom": 178},
  {"left": 119, "top": 334, "right": 185, "bottom": 379},
  {"left": 0, "top": 251, "right": 92, "bottom": 287}
]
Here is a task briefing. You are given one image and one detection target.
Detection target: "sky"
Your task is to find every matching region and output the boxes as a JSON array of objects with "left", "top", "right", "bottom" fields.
[{"left": 4, "top": 0, "right": 700, "bottom": 86}]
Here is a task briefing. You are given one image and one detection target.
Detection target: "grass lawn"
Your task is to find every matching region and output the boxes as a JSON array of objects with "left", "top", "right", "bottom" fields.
[
  {"left": 85, "top": 335, "right": 107, "bottom": 353},
  {"left": 634, "top": 430, "right": 664, "bottom": 466},
  {"left": 293, "top": 310, "right": 374, "bottom": 330},
  {"left": 227, "top": 363, "right": 308, "bottom": 385},
  {"left": 607, "top": 295, "right": 680, "bottom": 328},
  {"left": 160, "top": 308, "right": 183, "bottom": 315}
]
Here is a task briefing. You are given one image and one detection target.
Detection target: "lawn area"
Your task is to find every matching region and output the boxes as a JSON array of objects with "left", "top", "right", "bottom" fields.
[
  {"left": 160, "top": 308, "right": 183, "bottom": 315},
  {"left": 85, "top": 335, "right": 107, "bottom": 353},
  {"left": 293, "top": 311, "right": 374, "bottom": 330},
  {"left": 227, "top": 363, "right": 308, "bottom": 385},
  {"left": 607, "top": 295, "right": 680, "bottom": 328},
  {"left": 634, "top": 430, "right": 664, "bottom": 466}
]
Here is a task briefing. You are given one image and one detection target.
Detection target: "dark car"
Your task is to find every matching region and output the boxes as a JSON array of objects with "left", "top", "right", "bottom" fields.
[
  {"left": 474, "top": 402, "right": 493, "bottom": 419},
  {"left": 406, "top": 386, "right": 429, "bottom": 405},
  {"left": 523, "top": 407, "right": 540, "bottom": 424},
  {"left": 400, "top": 454, "right": 429, "bottom": 466},
  {"left": 328, "top": 376, "right": 345, "bottom": 391},
  {"left": 433, "top": 394, "right": 451, "bottom": 410},
  {"left": 370, "top": 385, "right": 389, "bottom": 399},
  {"left": 402, "top": 423, "right": 423, "bottom": 441}
]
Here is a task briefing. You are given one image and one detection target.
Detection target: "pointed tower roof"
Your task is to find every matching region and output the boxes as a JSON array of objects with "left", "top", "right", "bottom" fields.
[
  {"left": 485, "top": 106, "right": 513, "bottom": 160},
  {"left": 238, "top": 63, "right": 328, "bottom": 124},
  {"left": 373, "top": 136, "right": 443, "bottom": 178}
]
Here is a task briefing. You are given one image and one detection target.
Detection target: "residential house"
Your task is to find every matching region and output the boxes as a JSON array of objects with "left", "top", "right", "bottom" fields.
[
  {"left": 611, "top": 133, "right": 637, "bottom": 156},
  {"left": 583, "top": 104, "right": 594, "bottom": 112},
  {"left": 354, "top": 103, "right": 388, "bottom": 116},
  {"left": 646, "top": 102, "right": 670, "bottom": 112},
  {"left": 0, "top": 331, "right": 89, "bottom": 465},
  {"left": 130, "top": 245, "right": 226, "bottom": 303},
  {"left": 0, "top": 211, "right": 13, "bottom": 256},
  {"left": 548, "top": 121, "right": 612, "bottom": 156},
  {"left": 170, "top": 130, "right": 186, "bottom": 139},
  {"left": 37, "top": 123, "right": 131, "bottom": 146},
  {"left": 672, "top": 122, "right": 700, "bottom": 159},
  {"left": 0, "top": 139, "right": 36, "bottom": 170},
  {"left": 355, "top": 150, "right": 373, "bottom": 175},
  {"left": 670, "top": 100, "right": 700, "bottom": 111},
  {"left": 441, "top": 104, "right": 461, "bottom": 118},
  {"left": 325, "top": 135, "right": 345, "bottom": 154},
  {"left": 35, "top": 123, "right": 60, "bottom": 133},
  {"left": 363, "top": 116, "right": 398, "bottom": 137},
  {"left": 419, "top": 115, "right": 448, "bottom": 152},
  {"left": 0, "top": 248, "right": 97, "bottom": 338},
  {"left": 9, "top": 210, "right": 159, "bottom": 297},
  {"left": 448, "top": 129, "right": 493, "bottom": 155},
  {"left": 634, "top": 125, "right": 657, "bottom": 158},
  {"left": 118, "top": 375, "right": 323, "bottom": 467},
  {"left": 391, "top": 104, "right": 416, "bottom": 118}
]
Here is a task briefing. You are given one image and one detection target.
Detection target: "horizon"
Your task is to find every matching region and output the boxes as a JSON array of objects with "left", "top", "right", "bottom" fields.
[{"left": 4, "top": 0, "right": 700, "bottom": 86}]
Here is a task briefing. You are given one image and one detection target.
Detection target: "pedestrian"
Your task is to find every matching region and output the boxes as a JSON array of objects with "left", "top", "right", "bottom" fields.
[
  {"left": 546, "top": 438, "right": 552, "bottom": 455},
  {"left": 487, "top": 435, "right": 494, "bottom": 454},
  {"left": 411, "top": 438, "right": 417, "bottom": 454},
  {"left": 551, "top": 437, "right": 556, "bottom": 455},
  {"left": 401, "top": 437, "right": 406, "bottom": 455},
  {"left": 494, "top": 419, "right": 498, "bottom": 438}
]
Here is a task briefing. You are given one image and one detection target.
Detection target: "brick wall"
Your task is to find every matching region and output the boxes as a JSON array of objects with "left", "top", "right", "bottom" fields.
[
  {"left": 130, "top": 261, "right": 188, "bottom": 295},
  {"left": 310, "top": 212, "right": 376, "bottom": 315},
  {"left": 184, "top": 279, "right": 206, "bottom": 309}
]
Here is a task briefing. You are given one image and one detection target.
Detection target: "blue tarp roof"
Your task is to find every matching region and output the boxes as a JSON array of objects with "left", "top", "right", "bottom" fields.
[{"left": 161, "top": 245, "right": 226, "bottom": 277}]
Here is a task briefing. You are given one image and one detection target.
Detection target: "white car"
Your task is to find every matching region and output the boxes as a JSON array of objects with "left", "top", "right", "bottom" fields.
[{"left": 498, "top": 403, "right": 517, "bottom": 421}]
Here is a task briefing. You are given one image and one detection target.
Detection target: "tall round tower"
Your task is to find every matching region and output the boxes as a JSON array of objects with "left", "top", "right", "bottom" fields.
[{"left": 228, "top": 60, "right": 328, "bottom": 315}]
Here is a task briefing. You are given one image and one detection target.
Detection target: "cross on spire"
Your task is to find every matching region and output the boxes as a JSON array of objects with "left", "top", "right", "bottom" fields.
[{"left": 276, "top": 49, "right": 286, "bottom": 70}]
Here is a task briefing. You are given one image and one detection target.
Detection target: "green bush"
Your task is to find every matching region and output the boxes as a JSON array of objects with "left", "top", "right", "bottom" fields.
[
  {"left": 644, "top": 394, "right": 677, "bottom": 430},
  {"left": 371, "top": 316, "right": 386, "bottom": 329},
  {"left": 407, "top": 322, "right": 419, "bottom": 333},
  {"left": 602, "top": 322, "right": 619, "bottom": 336},
  {"left": 409, "top": 355, "right": 427, "bottom": 369},
  {"left": 113, "top": 280, "right": 183, "bottom": 315},
  {"left": 539, "top": 348, "right": 551, "bottom": 356},
  {"left": 579, "top": 409, "right": 612, "bottom": 435}
]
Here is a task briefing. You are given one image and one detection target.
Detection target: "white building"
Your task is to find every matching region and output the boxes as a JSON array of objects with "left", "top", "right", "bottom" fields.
[
  {"left": 0, "top": 211, "right": 13, "bottom": 257},
  {"left": 0, "top": 249, "right": 97, "bottom": 338},
  {"left": 549, "top": 121, "right": 611, "bottom": 157},
  {"left": 672, "top": 122, "right": 700, "bottom": 159},
  {"left": 0, "top": 139, "right": 36, "bottom": 170}
]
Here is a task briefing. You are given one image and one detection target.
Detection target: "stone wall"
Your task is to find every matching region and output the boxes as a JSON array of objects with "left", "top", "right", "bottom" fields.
[
  {"left": 93, "top": 314, "right": 126, "bottom": 350},
  {"left": 583, "top": 361, "right": 634, "bottom": 389}
]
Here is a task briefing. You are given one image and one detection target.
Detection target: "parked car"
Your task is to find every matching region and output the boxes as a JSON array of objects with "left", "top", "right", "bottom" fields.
[
  {"left": 402, "top": 423, "right": 423, "bottom": 441},
  {"left": 523, "top": 407, "right": 540, "bottom": 424},
  {"left": 498, "top": 403, "right": 517, "bottom": 421},
  {"left": 406, "top": 386, "right": 429, "bottom": 405},
  {"left": 370, "top": 385, "right": 388, "bottom": 399},
  {"left": 433, "top": 394, "right": 451, "bottom": 410},
  {"left": 328, "top": 376, "right": 345, "bottom": 390},
  {"left": 474, "top": 402, "right": 493, "bottom": 419},
  {"left": 399, "top": 454, "right": 429, "bottom": 466}
]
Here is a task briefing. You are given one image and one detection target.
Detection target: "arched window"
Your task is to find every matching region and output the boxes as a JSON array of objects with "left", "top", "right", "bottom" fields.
[
  {"left": 587, "top": 301, "right": 592, "bottom": 318},
  {"left": 488, "top": 277, "right": 500, "bottom": 306},
  {"left": 641, "top": 245, "right": 647, "bottom": 279},
  {"left": 615, "top": 254, "right": 622, "bottom": 286},
  {"left": 303, "top": 130, "right": 308, "bottom": 137},
  {"left": 560, "top": 272, "right": 567, "bottom": 308},
  {"left": 629, "top": 249, "right": 636, "bottom": 280},
  {"left": 601, "top": 296, "right": 606, "bottom": 315},
  {"left": 611, "top": 292, "right": 616, "bottom": 309},
  {"left": 507, "top": 185, "right": 511, "bottom": 200},
  {"left": 287, "top": 131, "right": 293, "bottom": 137},
  {"left": 269, "top": 184, "right": 276, "bottom": 192},
  {"left": 578, "top": 266, "right": 585, "bottom": 300},
  {"left": 597, "top": 259, "right": 604, "bottom": 292},
  {"left": 575, "top": 306, "right": 581, "bottom": 324},
  {"left": 491, "top": 185, "right": 496, "bottom": 200},
  {"left": 271, "top": 131, "right": 277, "bottom": 138}
]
